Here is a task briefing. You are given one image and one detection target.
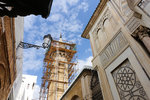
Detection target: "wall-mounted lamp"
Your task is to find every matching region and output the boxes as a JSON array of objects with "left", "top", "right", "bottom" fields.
[{"left": 18, "top": 34, "right": 53, "bottom": 49}]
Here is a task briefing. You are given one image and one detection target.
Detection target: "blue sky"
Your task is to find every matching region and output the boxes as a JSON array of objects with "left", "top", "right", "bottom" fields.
[{"left": 23, "top": 0, "right": 99, "bottom": 98}]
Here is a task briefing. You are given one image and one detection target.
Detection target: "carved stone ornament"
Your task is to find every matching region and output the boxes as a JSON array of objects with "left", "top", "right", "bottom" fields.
[
  {"left": 132, "top": 25, "right": 150, "bottom": 40},
  {"left": 99, "top": 32, "right": 128, "bottom": 67},
  {"left": 132, "top": 25, "right": 150, "bottom": 53},
  {"left": 112, "top": 59, "right": 149, "bottom": 100},
  {"left": 93, "top": 9, "right": 111, "bottom": 35}
]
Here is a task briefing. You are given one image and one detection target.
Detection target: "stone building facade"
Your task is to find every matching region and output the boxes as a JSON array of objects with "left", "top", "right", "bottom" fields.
[
  {"left": 0, "top": 16, "right": 24, "bottom": 100},
  {"left": 60, "top": 67, "right": 103, "bottom": 100},
  {"left": 16, "top": 74, "right": 37, "bottom": 100},
  {"left": 82, "top": 0, "right": 150, "bottom": 100}
]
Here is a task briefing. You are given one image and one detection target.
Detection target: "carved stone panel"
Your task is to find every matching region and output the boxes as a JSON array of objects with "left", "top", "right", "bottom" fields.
[
  {"left": 99, "top": 32, "right": 128, "bottom": 67},
  {"left": 112, "top": 59, "right": 149, "bottom": 100},
  {"left": 126, "top": 15, "right": 141, "bottom": 33}
]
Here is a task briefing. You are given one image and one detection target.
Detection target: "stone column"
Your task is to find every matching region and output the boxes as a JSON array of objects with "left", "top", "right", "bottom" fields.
[
  {"left": 84, "top": 75, "right": 92, "bottom": 100},
  {"left": 132, "top": 25, "right": 150, "bottom": 53},
  {"left": 81, "top": 75, "right": 92, "bottom": 100},
  {"left": 81, "top": 76, "right": 86, "bottom": 99}
]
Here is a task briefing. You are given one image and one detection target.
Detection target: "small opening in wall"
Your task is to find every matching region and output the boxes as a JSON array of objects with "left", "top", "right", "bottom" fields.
[
  {"left": 32, "top": 83, "right": 35, "bottom": 89},
  {"left": 27, "top": 84, "right": 30, "bottom": 89}
]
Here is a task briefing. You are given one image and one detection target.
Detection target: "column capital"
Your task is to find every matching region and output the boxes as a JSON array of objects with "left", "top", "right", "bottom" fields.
[{"left": 132, "top": 25, "right": 150, "bottom": 40}]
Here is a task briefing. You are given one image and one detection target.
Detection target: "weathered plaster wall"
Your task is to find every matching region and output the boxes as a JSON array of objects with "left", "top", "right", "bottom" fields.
[{"left": 0, "top": 16, "right": 16, "bottom": 100}]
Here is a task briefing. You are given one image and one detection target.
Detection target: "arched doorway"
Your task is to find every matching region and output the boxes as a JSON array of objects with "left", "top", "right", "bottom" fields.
[{"left": 91, "top": 71, "right": 103, "bottom": 100}]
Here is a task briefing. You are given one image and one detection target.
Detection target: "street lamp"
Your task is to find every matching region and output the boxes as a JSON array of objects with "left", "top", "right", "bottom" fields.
[
  {"left": 42, "top": 34, "right": 53, "bottom": 49},
  {"left": 18, "top": 34, "right": 53, "bottom": 49}
]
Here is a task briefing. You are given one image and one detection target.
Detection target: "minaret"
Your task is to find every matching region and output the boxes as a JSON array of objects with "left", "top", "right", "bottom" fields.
[
  {"left": 59, "top": 33, "right": 63, "bottom": 42},
  {"left": 40, "top": 35, "right": 76, "bottom": 100}
]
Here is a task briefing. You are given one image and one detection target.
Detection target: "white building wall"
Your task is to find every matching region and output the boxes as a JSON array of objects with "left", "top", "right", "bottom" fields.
[
  {"left": 16, "top": 74, "right": 37, "bottom": 100},
  {"left": 13, "top": 16, "right": 24, "bottom": 100},
  {"left": 8, "top": 16, "right": 24, "bottom": 100}
]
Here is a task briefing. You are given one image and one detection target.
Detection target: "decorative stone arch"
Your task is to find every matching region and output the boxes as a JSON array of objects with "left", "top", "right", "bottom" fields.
[
  {"left": 71, "top": 95, "right": 80, "bottom": 100},
  {"left": 96, "top": 9, "right": 111, "bottom": 32},
  {"left": 103, "top": 18, "right": 114, "bottom": 37}
]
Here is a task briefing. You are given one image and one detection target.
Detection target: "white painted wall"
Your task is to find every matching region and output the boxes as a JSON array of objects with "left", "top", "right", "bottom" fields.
[
  {"left": 13, "top": 16, "right": 24, "bottom": 100},
  {"left": 8, "top": 16, "right": 24, "bottom": 100},
  {"left": 16, "top": 74, "right": 37, "bottom": 100}
]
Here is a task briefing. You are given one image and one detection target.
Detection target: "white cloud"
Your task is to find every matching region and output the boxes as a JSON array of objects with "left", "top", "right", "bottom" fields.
[
  {"left": 48, "top": 13, "right": 63, "bottom": 22},
  {"left": 75, "top": 56, "right": 93, "bottom": 72},
  {"left": 23, "top": 0, "right": 90, "bottom": 76},
  {"left": 24, "top": 15, "right": 37, "bottom": 32},
  {"left": 33, "top": 85, "right": 40, "bottom": 100},
  {"left": 23, "top": 49, "right": 45, "bottom": 73},
  {"left": 52, "top": 0, "right": 80, "bottom": 14},
  {"left": 52, "top": 0, "right": 68, "bottom": 13},
  {"left": 78, "top": 2, "right": 89, "bottom": 12},
  {"left": 23, "top": 0, "right": 89, "bottom": 44},
  {"left": 67, "top": 0, "right": 79, "bottom": 6},
  {"left": 85, "top": 48, "right": 92, "bottom": 53}
]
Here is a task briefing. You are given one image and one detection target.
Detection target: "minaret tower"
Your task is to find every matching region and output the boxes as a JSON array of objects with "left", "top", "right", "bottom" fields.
[{"left": 40, "top": 34, "right": 77, "bottom": 100}]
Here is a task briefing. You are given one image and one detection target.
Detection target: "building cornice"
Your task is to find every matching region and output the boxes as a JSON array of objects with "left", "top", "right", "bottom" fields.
[{"left": 81, "top": 0, "right": 108, "bottom": 39}]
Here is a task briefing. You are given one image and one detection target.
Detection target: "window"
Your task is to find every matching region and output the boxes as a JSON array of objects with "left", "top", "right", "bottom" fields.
[
  {"left": 32, "top": 83, "right": 35, "bottom": 89},
  {"left": 27, "top": 84, "right": 30, "bottom": 89}
]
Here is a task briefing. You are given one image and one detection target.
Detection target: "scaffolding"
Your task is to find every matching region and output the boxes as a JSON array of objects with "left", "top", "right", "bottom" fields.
[{"left": 39, "top": 38, "right": 77, "bottom": 100}]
